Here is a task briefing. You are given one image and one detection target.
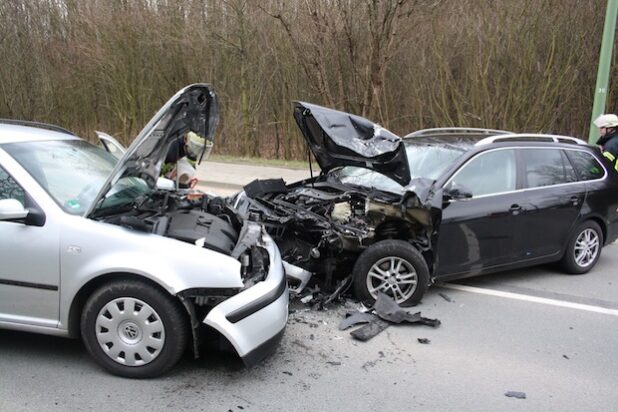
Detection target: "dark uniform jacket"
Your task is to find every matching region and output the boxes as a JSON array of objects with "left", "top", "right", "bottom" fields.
[{"left": 598, "top": 130, "right": 618, "bottom": 173}]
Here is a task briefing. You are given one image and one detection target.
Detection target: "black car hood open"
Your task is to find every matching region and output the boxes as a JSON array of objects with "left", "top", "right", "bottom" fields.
[
  {"left": 293, "top": 102, "right": 411, "bottom": 186},
  {"left": 85, "top": 84, "right": 218, "bottom": 217}
]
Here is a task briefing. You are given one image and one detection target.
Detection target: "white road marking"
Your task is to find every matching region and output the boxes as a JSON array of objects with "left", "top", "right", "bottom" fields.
[{"left": 440, "top": 283, "right": 618, "bottom": 317}]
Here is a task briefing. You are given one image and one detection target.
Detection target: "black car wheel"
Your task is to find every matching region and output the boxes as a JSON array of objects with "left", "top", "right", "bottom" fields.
[
  {"left": 560, "top": 220, "right": 603, "bottom": 274},
  {"left": 80, "top": 279, "right": 188, "bottom": 378},
  {"left": 353, "top": 240, "right": 429, "bottom": 307}
]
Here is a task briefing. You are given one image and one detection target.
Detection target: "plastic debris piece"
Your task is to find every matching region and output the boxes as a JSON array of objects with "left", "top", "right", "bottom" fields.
[
  {"left": 374, "top": 293, "right": 441, "bottom": 327},
  {"left": 300, "top": 295, "right": 314, "bottom": 304},
  {"left": 505, "top": 391, "right": 526, "bottom": 399},
  {"left": 438, "top": 293, "right": 452, "bottom": 302},
  {"left": 350, "top": 319, "right": 390, "bottom": 341},
  {"left": 338, "top": 311, "right": 379, "bottom": 331},
  {"left": 417, "top": 338, "right": 431, "bottom": 344},
  {"left": 284, "top": 261, "right": 313, "bottom": 294}
]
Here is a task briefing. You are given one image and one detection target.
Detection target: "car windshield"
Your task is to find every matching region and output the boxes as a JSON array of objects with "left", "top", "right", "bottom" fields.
[
  {"left": 331, "top": 142, "right": 466, "bottom": 193},
  {"left": 3, "top": 139, "right": 149, "bottom": 215}
]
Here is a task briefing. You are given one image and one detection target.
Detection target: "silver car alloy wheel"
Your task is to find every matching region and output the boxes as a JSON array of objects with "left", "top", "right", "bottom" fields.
[
  {"left": 366, "top": 256, "right": 418, "bottom": 303},
  {"left": 574, "top": 228, "right": 600, "bottom": 268},
  {"left": 95, "top": 297, "right": 166, "bottom": 367}
]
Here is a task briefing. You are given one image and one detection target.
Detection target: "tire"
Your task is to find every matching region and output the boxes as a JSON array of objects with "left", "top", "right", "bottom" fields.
[
  {"left": 560, "top": 220, "right": 603, "bottom": 275},
  {"left": 80, "top": 279, "right": 188, "bottom": 378},
  {"left": 353, "top": 240, "right": 429, "bottom": 307}
]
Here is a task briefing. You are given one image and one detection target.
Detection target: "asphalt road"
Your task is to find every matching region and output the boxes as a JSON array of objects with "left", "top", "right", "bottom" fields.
[{"left": 1, "top": 163, "right": 617, "bottom": 411}]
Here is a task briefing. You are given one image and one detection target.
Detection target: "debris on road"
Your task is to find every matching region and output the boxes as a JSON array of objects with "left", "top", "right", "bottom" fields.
[
  {"left": 295, "top": 276, "right": 353, "bottom": 310},
  {"left": 374, "top": 293, "right": 441, "bottom": 327},
  {"left": 340, "top": 293, "right": 440, "bottom": 341},
  {"left": 439, "top": 292, "right": 453, "bottom": 302},
  {"left": 563, "top": 354, "right": 570, "bottom": 360},
  {"left": 417, "top": 338, "right": 431, "bottom": 344},
  {"left": 350, "top": 319, "right": 391, "bottom": 341},
  {"left": 505, "top": 391, "right": 526, "bottom": 399},
  {"left": 338, "top": 311, "right": 379, "bottom": 330}
]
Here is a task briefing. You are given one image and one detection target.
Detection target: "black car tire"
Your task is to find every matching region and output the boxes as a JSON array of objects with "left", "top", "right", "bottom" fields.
[
  {"left": 353, "top": 240, "right": 429, "bottom": 307},
  {"left": 560, "top": 220, "right": 603, "bottom": 275},
  {"left": 80, "top": 279, "right": 188, "bottom": 379}
]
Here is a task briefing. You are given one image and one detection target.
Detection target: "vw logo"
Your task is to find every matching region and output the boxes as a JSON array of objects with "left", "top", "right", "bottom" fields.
[{"left": 124, "top": 324, "right": 139, "bottom": 339}]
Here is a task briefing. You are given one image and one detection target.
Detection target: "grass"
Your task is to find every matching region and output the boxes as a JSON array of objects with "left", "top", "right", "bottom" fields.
[{"left": 209, "top": 154, "right": 319, "bottom": 170}]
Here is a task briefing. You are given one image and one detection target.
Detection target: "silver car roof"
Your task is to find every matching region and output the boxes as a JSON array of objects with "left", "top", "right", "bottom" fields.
[{"left": 0, "top": 123, "right": 79, "bottom": 144}]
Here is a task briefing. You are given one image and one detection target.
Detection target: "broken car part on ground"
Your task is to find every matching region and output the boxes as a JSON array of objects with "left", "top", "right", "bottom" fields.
[{"left": 338, "top": 293, "right": 440, "bottom": 342}]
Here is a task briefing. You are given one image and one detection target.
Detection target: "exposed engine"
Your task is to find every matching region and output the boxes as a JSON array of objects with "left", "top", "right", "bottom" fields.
[
  {"left": 236, "top": 178, "right": 433, "bottom": 285},
  {"left": 97, "top": 190, "right": 269, "bottom": 286}
]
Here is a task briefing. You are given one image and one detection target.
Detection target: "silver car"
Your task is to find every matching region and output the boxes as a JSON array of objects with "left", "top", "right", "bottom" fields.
[{"left": 0, "top": 84, "right": 288, "bottom": 378}]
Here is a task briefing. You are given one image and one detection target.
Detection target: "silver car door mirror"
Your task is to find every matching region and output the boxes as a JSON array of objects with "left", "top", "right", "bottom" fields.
[{"left": 0, "top": 198, "right": 29, "bottom": 221}]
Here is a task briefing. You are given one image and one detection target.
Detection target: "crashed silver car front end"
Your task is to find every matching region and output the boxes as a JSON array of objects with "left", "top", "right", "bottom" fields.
[{"left": 201, "top": 223, "right": 288, "bottom": 365}]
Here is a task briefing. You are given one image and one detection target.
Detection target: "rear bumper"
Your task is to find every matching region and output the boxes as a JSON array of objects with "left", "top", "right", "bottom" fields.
[{"left": 203, "top": 233, "right": 288, "bottom": 363}]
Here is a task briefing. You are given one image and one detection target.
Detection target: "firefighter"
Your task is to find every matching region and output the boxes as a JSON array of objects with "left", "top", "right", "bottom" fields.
[{"left": 594, "top": 114, "right": 618, "bottom": 171}]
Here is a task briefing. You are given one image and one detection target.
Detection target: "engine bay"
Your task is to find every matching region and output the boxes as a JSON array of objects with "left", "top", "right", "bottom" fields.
[
  {"left": 96, "top": 190, "right": 269, "bottom": 287},
  {"left": 237, "top": 178, "right": 436, "bottom": 284}
]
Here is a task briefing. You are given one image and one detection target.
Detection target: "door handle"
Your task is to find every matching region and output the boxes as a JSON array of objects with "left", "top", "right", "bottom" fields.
[
  {"left": 569, "top": 196, "right": 580, "bottom": 206},
  {"left": 509, "top": 204, "right": 522, "bottom": 215}
]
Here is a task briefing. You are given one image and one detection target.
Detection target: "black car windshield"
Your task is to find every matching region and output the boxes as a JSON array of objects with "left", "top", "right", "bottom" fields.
[
  {"left": 3, "top": 139, "right": 149, "bottom": 215},
  {"left": 332, "top": 142, "right": 466, "bottom": 193}
]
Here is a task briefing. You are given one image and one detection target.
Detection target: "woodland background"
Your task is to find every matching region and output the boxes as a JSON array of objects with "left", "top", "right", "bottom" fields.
[{"left": 0, "top": 0, "right": 616, "bottom": 159}]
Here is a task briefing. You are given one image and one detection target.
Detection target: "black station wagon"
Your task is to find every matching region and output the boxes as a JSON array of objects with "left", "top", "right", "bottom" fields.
[{"left": 236, "top": 104, "right": 618, "bottom": 307}]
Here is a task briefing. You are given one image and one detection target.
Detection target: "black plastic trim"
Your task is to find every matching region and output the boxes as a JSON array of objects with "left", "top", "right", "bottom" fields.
[
  {"left": 226, "top": 274, "right": 287, "bottom": 324},
  {"left": 0, "top": 278, "right": 58, "bottom": 291},
  {"left": 241, "top": 326, "right": 285, "bottom": 367}
]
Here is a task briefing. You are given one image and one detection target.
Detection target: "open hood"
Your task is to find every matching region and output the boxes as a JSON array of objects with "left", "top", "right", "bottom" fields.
[
  {"left": 293, "top": 102, "right": 411, "bottom": 186},
  {"left": 85, "top": 84, "right": 218, "bottom": 217}
]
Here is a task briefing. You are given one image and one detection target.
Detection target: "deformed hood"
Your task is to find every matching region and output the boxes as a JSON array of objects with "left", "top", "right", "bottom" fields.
[
  {"left": 293, "top": 102, "right": 411, "bottom": 186},
  {"left": 85, "top": 84, "right": 218, "bottom": 217}
]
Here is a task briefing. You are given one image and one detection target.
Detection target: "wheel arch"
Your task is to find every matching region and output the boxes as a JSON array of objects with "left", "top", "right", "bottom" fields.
[
  {"left": 562, "top": 215, "right": 607, "bottom": 256},
  {"left": 373, "top": 219, "right": 436, "bottom": 274},
  {"left": 586, "top": 216, "right": 607, "bottom": 245},
  {"left": 66, "top": 272, "right": 180, "bottom": 339}
]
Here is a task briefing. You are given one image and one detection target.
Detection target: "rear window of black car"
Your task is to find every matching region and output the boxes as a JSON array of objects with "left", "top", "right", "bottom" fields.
[
  {"left": 521, "top": 148, "right": 577, "bottom": 188},
  {"left": 565, "top": 150, "right": 605, "bottom": 181}
]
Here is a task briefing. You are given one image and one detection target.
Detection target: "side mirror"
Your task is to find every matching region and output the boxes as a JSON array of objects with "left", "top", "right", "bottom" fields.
[
  {"left": 0, "top": 199, "right": 28, "bottom": 221},
  {"left": 443, "top": 183, "right": 473, "bottom": 202}
]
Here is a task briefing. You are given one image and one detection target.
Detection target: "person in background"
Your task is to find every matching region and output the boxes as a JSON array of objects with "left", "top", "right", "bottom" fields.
[
  {"left": 594, "top": 114, "right": 618, "bottom": 172},
  {"left": 165, "top": 131, "right": 209, "bottom": 189}
]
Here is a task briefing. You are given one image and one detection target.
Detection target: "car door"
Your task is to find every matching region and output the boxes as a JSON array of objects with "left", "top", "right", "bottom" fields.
[
  {"left": 0, "top": 164, "right": 60, "bottom": 327},
  {"left": 512, "top": 148, "right": 584, "bottom": 259},
  {"left": 435, "top": 148, "right": 526, "bottom": 277}
]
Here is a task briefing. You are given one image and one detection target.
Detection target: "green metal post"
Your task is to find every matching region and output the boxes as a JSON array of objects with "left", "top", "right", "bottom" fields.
[{"left": 589, "top": 0, "right": 618, "bottom": 144}]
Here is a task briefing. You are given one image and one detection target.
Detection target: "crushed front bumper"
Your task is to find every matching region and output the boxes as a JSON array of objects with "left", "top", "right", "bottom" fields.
[{"left": 203, "top": 232, "right": 288, "bottom": 365}]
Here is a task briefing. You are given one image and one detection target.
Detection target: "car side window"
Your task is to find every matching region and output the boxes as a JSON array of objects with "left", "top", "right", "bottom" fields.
[
  {"left": 521, "top": 148, "right": 577, "bottom": 188},
  {"left": 565, "top": 150, "right": 605, "bottom": 181},
  {"left": 0, "top": 165, "right": 25, "bottom": 206},
  {"left": 450, "top": 149, "right": 516, "bottom": 197}
]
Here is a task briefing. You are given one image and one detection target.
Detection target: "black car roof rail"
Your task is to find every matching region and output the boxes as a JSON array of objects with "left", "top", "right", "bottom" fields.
[
  {"left": 404, "top": 127, "right": 513, "bottom": 139},
  {"left": 475, "top": 133, "right": 588, "bottom": 146},
  {"left": 0, "top": 119, "right": 77, "bottom": 136}
]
